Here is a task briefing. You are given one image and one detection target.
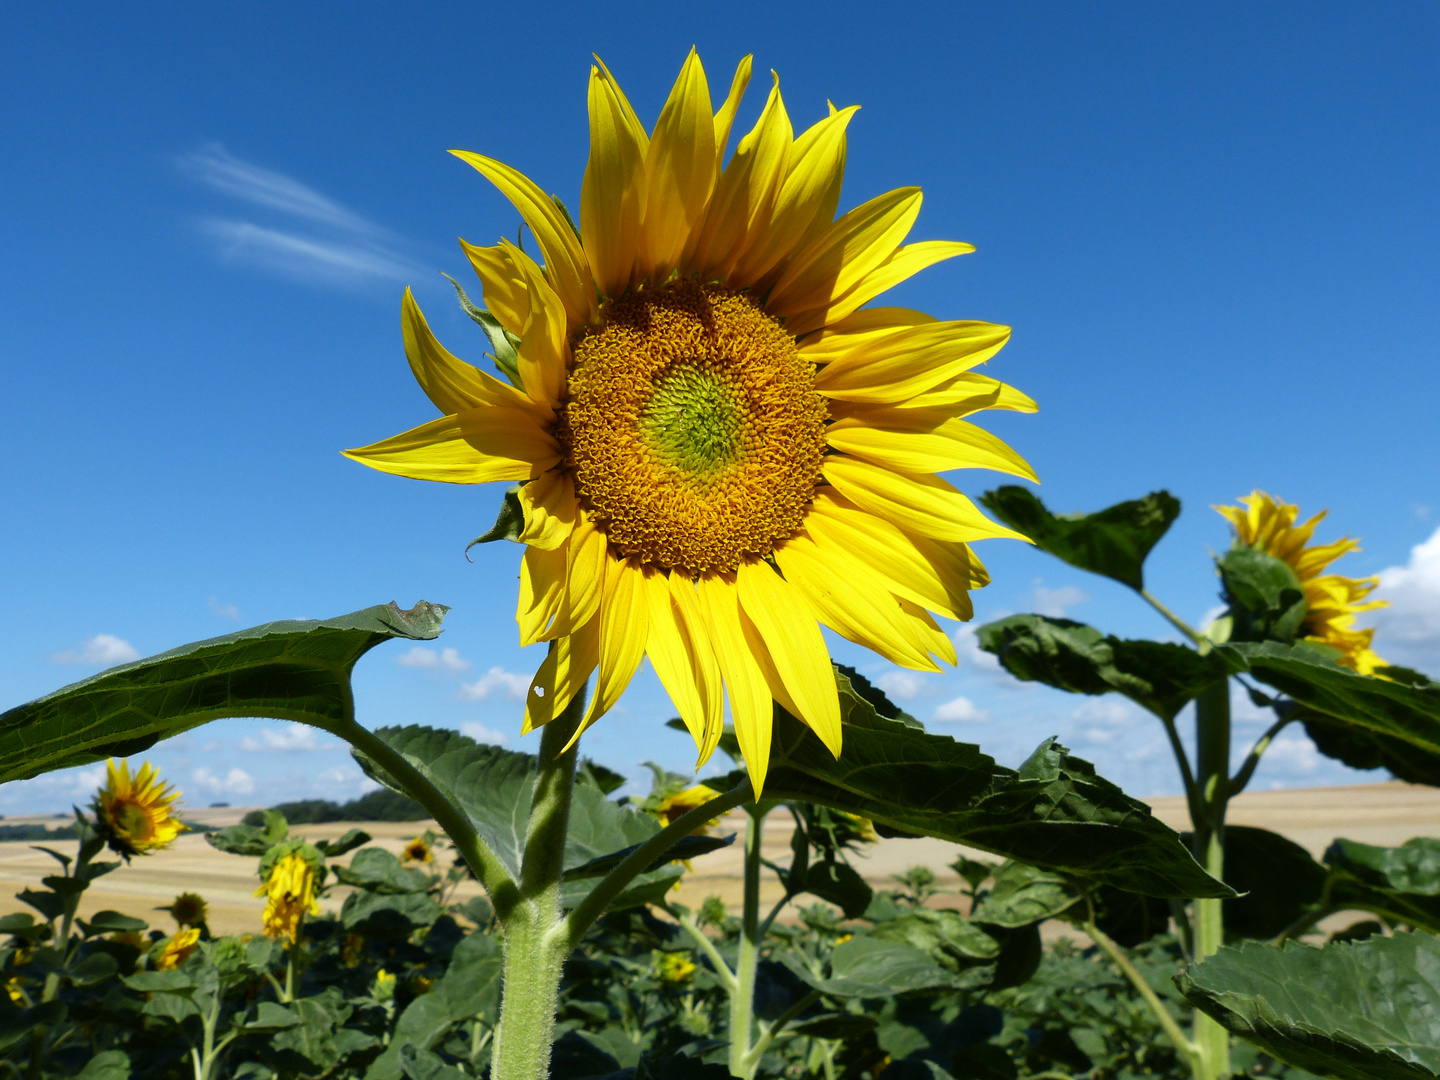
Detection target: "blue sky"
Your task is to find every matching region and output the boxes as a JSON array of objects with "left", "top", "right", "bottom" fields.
[{"left": 2, "top": 3, "right": 1437, "bottom": 815}]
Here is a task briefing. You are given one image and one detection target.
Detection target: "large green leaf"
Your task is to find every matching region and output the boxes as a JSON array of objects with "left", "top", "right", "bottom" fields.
[
  {"left": 969, "top": 861, "right": 1079, "bottom": 928},
  {"left": 976, "top": 615, "right": 1225, "bottom": 720},
  {"left": 0, "top": 602, "right": 447, "bottom": 784},
  {"left": 354, "top": 725, "right": 704, "bottom": 909},
  {"left": 1324, "top": 838, "right": 1440, "bottom": 932},
  {"left": 1178, "top": 934, "right": 1440, "bottom": 1080},
  {"left": 1303, "top": 712, "right": 1440, "bottom": 787},
  {"left": 1217, "top": 548, "right": 1308, "bottom": 644},
  {"left": 783, "top": 935, "right": 984, "bottom": 998},
  {"left": 1218, "top": 642, "right": 1440, "bottom": 761},
  {"left": 731, "top": 673, "right": 1229, "bottom": 899},
  {"left": 1177, "top": 826, "right": 1327, "bottom": 940},
  {"left": 979, "top": 486, "right": 1180, "bottom": 591}
]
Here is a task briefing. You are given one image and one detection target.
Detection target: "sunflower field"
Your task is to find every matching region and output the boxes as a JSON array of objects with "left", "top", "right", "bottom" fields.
[{"left": 5, "top": 47, "right": 1440, "bottom": 1080}]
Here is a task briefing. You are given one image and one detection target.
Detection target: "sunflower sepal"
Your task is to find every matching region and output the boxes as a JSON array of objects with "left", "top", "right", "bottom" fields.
[
  {"left": 442, "top": 272, "right": 524, "bottom": 388},
  {"left": 466, "top": 483, "right": 525, "bottom": 554},
  {"left": 1216, "top": 546, "right": 1308, "bottom": 645}
]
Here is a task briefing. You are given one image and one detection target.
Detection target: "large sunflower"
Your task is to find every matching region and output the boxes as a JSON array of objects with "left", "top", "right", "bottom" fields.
[
  {"left": 347, "top": 50, "right": 1036, "bottom": 793},
  {"left": 1216, "top": 491, "right": 1387, "bottom": 674},
  {"left": 92, "top": 758, "right": 187, "bottom": 858}
]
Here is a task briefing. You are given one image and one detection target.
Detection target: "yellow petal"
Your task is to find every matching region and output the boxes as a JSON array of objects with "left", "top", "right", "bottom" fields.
[
  {"left": 402, "top": 288, "right": 512, "bottom": 415},
  {"left": 712, "top": 55, "right": 753, "bottom": 162},
  {"left": 517, "top": 471, "right": 576, "bottom": 550},
  {"left": 801, "top": 306, "right": 936, "bottom": 355},
  {"left": 766, "top": 187, "right": 922, "bottom": 319},
  {"left": 669, "top": 572, "right": 725, "bottom": 764},
  {"left": 592, "top": 55, "right": 651, "bottom": 155},
  {"left": 696, "top": 572, "right": 773, "bottom": 796},
  {"left": 344, "top": 413, "right": 532, "bottom": 485},
  {"left": 524, "top": 620, "right": 601, "bottom": 734},
  {"left": 896, "top": 598, "right": 959, "bottom": 665},
  {"left": 735, "top": 561, "right": 841, "bottom": 758},
  {"left": 894, "top": 373, "right": 1038, "bottom": 415},
  {"left": 813, "top": 320, "right": 1011, "bottom": 403},
  {"left": 570, "top": 556, "right": 649, "bottom": 746},
  {"left": 826, "top": 409, "right": 1038, "bottom": 481},
  {"left": 785, "top": 240, "right": 974, "bottom": 337},
  {"left": 644, "top": 569, "right": 723, "bottom": 766},
  {"left": 688, "top": 72, "right": 792, "bottom": 277},
  {"left": 822, "top": 456, "right": 1029, "bottom": 544},
  {"left": 542, "top": 515, "right": 606, "bottom": 641},
  {"left": 774, "top": 534, "right": 941, "bottom": 671},
  {"left": 518, "top": 543, "right": 566, "bottom": 647},
  {"left": 455, "top": 404, "right": 561, "bottom": 476},
  {"left": 806, "top": 490, "right": 976, "bottom": 620},
  {"left": 730, "top": 106, "right": 858, "bottom": 288},
  {"left": 641, "top": 48, "right": 717, "bottom": 278},
  {"left": 582, "top": 64, "right": 647, "bottom": 300},
  {"left": 450, "top": 150, "right": 598, "bottom": 326},
  {"left": 499, "top": 239, "right": 568, "bottom": 408},
  {"left": 461, "top": 240, "right": 530, "bottom": 339}
]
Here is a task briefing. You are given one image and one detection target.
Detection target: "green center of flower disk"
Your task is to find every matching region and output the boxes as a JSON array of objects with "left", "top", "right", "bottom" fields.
[
  {"left": 637, "top": 366, "right": 747, "bottom": 479},
  {"left": 115, "top": 801, "right": 154, "bottom": 842}
]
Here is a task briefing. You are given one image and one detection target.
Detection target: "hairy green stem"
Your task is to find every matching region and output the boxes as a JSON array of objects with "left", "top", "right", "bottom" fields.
[
  {"left": 1081, "top": 914, "right": 1200, "bottom": 1070},
  {"left": 729, "top": 805, "right": 769, "bottom": 1080},
  {"left": 667, "top": 906, "right": 738, "bottom": 993},
  {"left": 744, "top": 989, "right": 822, "bottom": 1068},
  {"left": 489, "top": 692, "right": 585, "bottom": 1080},
  {"left": 1141, "top": 589, "right": 1205, "bottom": 645},
  {"left": 1191, "top": 681, "right": 1232, "bottom": 1080}
]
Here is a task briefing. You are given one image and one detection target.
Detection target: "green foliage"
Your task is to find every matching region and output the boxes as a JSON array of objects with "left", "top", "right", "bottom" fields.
[
  {"left": 241, "top": 789, "right": 427, "bottom": 826},
  {"left": 976, "top": 614, "right": 1226, "bottom": 720},
  {"left": 979, "top": 486, "right": 1181, "bottom": 591},
  {"left": 1178, "top": 934, "right": 1440, "bottom": 1080},
  {"left": 1217, "top": 548, "right": 1309, "bottom": 645},
  {"left": 0, "top": 601, "right": 446, "bottom": 784},
  {"left": 1189, "top": 826, "right": 1327, "bottom": 941}
]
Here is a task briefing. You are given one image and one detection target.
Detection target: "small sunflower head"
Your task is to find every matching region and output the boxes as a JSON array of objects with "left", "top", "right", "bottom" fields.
[
  {"left": 92, "top": 759, "right": 187, "bottom": 859},
  {"left": 400, "top": 836, "right": 435, "bottom": 864},
  {"left": 653, "top": 951, "right": 697, "bottom": 985},
  {"left": 371, "top": 968, "right": 397, "bottom": 1003},
  {"left": 1216, "top": 491, "right": 1388, "bottom": 673},
  {"left": 168, "top": 892, "right": 208, "bottom": 928},
  {"left": 255, "top": 848, "right": 322, "bottom": 946},
  {"left": 154, "top": 926, "right": 201, "bottom": 971},
  {"left": 5, "top": 976, "right": 27, "bottom": 1006},
  {"left": 654, "top": 784, "right": 723, "bottom": 832}
]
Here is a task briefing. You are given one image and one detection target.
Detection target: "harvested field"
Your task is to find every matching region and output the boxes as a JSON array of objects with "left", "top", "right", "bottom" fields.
[{"left": 2, "top": 781, "right": 1436, "bottom": 936}]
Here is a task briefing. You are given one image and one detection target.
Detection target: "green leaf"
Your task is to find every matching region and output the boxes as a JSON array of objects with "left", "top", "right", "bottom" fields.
[
  {"left": 75, "top": 1050, "right": 131, "bottom": 1080},
  {"left": 740, "top": 674, "right": 1229, "bottom": 899},
  {"left": 797, "top": 859, "right": 874, "bottom": 919},
  {"left": 1218, "top": 642, "right": 1440, "bottom": 764},
  {"left": 784, "top": 935, "right": 982, "bottom": 997},
  {"left": 1178, "top": 934, "right": 1440, "bottom": 1080},
  {"left": 976, "top": 614, "right": 1225, "bottom": 720},
  {"left": 77, "top": 910, "right": 148, "bottom": 936},
  {"left": 241, "top": 1002, "right": 305, "bottom": 1032},
  {"left": 0, "top": 1002, "right": 65, "bottom": 1053},
  {"left": 979, "top": 486, "right": 1180, "bottom": 591},
  {"left": 970, "top": 861, "right": 1080, "bottom": 928},
  {"left": 467, "top": 484, "right": 525, "bottom": 551},
  {"left": 341, "top": 890, "right": 442, "bottom": 936},
  {"left": 208, "top": 809, "right": 289, "bottom": 857},
  {"left": 1303, "top": 712, "right": 1440, "bottom": 787},
  {"left": 315, "top": 828, "right": 371, "bottom": 858},
  {"left": 1177, "top": 826, "right": 1327, "bottom": 940},
  {"left": 355, "top": 725, "right": 699, "bottom": 910},
  {"left": 332, "top": 847, "right": 434, "bottom": 894},
  {"left": 1218, "top": 548, "right": 1309, "bottom": 644},
  {"left": 0, "top": 602, "right": 446, "bottom": 784},
  {"left": 1327, "top": 838, "right": 1440, "bottom": 896},
  {"left": 869, "top": 909, "right": 1002, "bottom": 968}
]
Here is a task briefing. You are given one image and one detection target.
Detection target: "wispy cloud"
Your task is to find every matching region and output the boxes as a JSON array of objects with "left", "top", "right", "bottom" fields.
[
  {"left": 193, "top": 766, "right": 255, "bottom": 796},
  {"left": 933, "top": 695, "right": 989, "bottom": 723},
  {"left": 1372, "top": 525, "right": 1440, "bottom": 671},
  {"left": 1032, "top": 580, "right": 1087, "bottom": 618},
  {"left": 239, "top": 722, "right": 332, "bottom": 752},
  {"left": 51, "top": 634, "right": 140, "bottom": 666},
  {"left": 461, "top": 722, "right": 511, "bottom": 745},
  {"left": 397, "top": 645, "right": 471, "bottom": 673},
  {"left": 876, "top": 669, "right": 927, "bottom": 701},
  {"left": 209, "top": 596, "right": 241, "bottom": 621},
  {"left": 179, "top": 143, "right": 428, "bottom": 286},
  {"left": 458, "top": 667, "right": 529, "bottom": 702}
]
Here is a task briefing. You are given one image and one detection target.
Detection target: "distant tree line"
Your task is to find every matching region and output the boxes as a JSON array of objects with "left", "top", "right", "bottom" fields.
[{"left": 240, "top": 788, "right": 426, "bottom": 826}]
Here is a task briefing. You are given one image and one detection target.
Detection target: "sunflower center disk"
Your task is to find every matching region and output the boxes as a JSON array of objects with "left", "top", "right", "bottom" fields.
[{"left": 562, "top": 280, "right": 827, "bottom": 576}]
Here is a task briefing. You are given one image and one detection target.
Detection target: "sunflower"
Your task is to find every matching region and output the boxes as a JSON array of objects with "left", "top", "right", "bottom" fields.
[
  {"left": 92, "top": 759, "right": 187, "bottom": 858},
  {"left": 255, "top": 851, "right": 321, "bottom": 945},
  {"left": 1216, "top": 491, "right": 1387, "bottom": 674},
  {"left": 653, "top": 950, "right": 698, "bottom": 984},
  {"left": 654, "top": 783, "right": 723, "bottom": 831},
  {"left": 346, "top": 50, "right": 1035, "bottom": 793},
  {"left": 167, "top": 891, "right": 209, "bottom": 928},
  {"left": 154, "top": 926, "right": 201, "bottom": 971},
  {"left": 401, "top": 836, "right": 435, "bottom": 863}
]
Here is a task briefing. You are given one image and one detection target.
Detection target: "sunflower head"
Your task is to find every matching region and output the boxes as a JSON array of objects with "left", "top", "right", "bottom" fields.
[
  {"left": 167, "top": 892, "right": 208, "bottom": 928},
  {"left": 1217, "top": 491, "right": 1387, "bottom": 673},
  {"left": 654, "top": 783, "right": 723, "bottom": 832},
  {"left": 92, "top": 759, "right": 187, "bottom": 859},
  {"left": 400, "top": 836, "right": 435, "bottom": 864},
  {"left": 653, "top": 951, "right": 698, "bottom": 984},
  {"left": 254, "top": 848, "right": 322, "bottom": 945},
  {"left": 153, "top": 926, "right": 201, "bottom": 971},
  {"left": 345, "top": 49, "right": 1037, "bottom": 795}
]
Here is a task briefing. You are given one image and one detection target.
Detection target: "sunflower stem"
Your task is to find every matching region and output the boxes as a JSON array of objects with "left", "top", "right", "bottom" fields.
[
  {"left": 489, "top": 689, "right": 585, "bottom": 1080},
  {"left": 1190, "top": 681, "right": 1232, "bottom": 1080},
  {"left": 729, "top": 804, "right": 769, "bottom": 1080}
]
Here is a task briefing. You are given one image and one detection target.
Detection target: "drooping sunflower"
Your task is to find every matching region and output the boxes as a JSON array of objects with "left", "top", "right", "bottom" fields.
[
  {"left": 256, "top": 851, "right": 321, "bottom": 945},
  {"left": 92, "top": 759, "right": 187, "bottom": 858},
  {"left": 154, "top": 926, "right": 201, "bottom": 971},
  {"left": 1216, "top": 491, "right": 1387, "bottom": 674},
  {"left": 346, "top": 50, "right": 1036, "bottom": 793}
]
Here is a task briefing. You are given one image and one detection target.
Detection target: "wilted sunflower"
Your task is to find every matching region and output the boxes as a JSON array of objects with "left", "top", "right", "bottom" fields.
[
  {"left": 256, "top": 851, "right": 321, "bottom": 945},
  {"left": 167, "top": 892, "right": 209, "bottom": 928},
  {"left": 1217, "top": 491, "right": 1387, "bottom": 674},
  {"left": 346, "top": 50, "right": 1035, "bottom": 793},
  {"left": 154, "top": 926, "right": 201, "bottom": 971},
  {"left": 92, "top": 759, "right": 187, "bottom": 858}
]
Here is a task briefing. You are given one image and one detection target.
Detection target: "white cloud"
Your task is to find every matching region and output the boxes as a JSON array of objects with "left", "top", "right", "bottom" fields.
[
  {"left": 180, "top": 143, "right": 427, "bottom": 286},
  {"left": 397, "top": 645, "right": 471, "bottom": 673},
  {"left": 933, "top": 695, "right": 989, "bottom": 723},
  {"left": 239, "top": 723, "right": 330, "bottom": 752},
  {"left": 209, "top": 597, "right": 241, "bottom": 620},
  {"left": 1032, "top": 580, "right": 1087, "bottom": 618},
  {"left": 51, "top": 634, "right": 140, "bottom": 666},
  {"left": 876, "top": 670, "right": 926, "bottom": 701},
  {"left": 458, "top": 667, "right": 529, "bottom": 702},
  {"left": 952, "top": 625, "right": 1001, "bottom": 671},
  {"left": 460, "top": 722, "right": 511, "bottom": 745},
  {"left": 1256, "top": 734, "right": 1323, "bottom": 777},
  {"left": 192, "top": 767, "right": 255, "bottom": 796},
  {"left": 1371, "top": 526, "right": 1440, "bottom": 671}
]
